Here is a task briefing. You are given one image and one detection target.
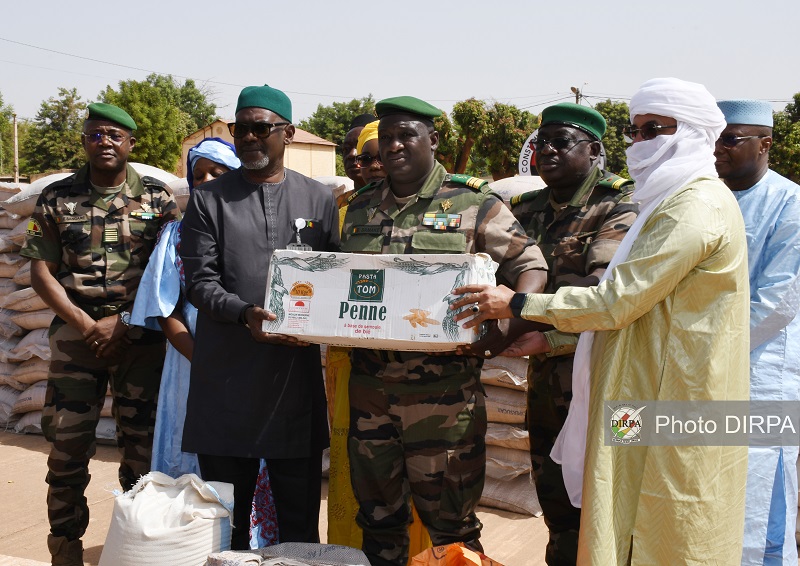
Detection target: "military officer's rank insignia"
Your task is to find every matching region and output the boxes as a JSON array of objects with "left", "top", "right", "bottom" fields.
[
  {"left": 141, "top": 202, "right": 152, "bottom": 213},
  {"left": 26, "top": 218, "right": 42, "bottom": 237},
  {"left": 422, "top": 212, "right": 461, "bottom": 230},
  {"left": 130, "top": 211, "right": 163, "bottom": 220},
  {"left": 103, "top": 227, "right": 119, "bottom": 244},
  {"left": 367, "top": 207, "right": 378, "bottom": 222},
  {"left": 65, "top": 202, "right": 77, "bottom": 215},
  {"left": 441, "top": 199, "right": 453, "bottom": 212}
]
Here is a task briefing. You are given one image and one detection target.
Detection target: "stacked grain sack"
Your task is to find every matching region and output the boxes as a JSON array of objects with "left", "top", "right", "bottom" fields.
[
  {"left": 480, "top": 354, "right": 542, "bottom": 517},
  {"left": 0, "top": 164, "right": 180, "bottom": 439}
]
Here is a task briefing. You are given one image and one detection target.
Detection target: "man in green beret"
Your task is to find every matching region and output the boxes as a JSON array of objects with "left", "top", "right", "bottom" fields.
[
  {"left": 180, "top": 84, "right": 339, "bottom": 548},
  {"left": 506, "top": 102, "right": 637, "bottom": 565},
  {"left": 21, "top": 102, "right": 180, "bottom": 565},
  {"left": 340, "top": 95, "right": 549, "bottom": 565}
]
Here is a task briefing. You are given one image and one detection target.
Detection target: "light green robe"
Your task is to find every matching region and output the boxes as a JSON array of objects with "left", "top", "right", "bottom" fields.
[{"left": 522, "top": 177, "right": 750, "bottom": 565}]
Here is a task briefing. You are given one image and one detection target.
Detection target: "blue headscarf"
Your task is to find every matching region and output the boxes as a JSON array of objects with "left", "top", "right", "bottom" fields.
[{"left": 186, "top": 137, "right": 240, "bottom": 190}]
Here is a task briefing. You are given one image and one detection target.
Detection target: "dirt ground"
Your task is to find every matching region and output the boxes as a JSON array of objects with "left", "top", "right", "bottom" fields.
[{"left": 0, "top": 431, "right": 549, "bottom": 566}]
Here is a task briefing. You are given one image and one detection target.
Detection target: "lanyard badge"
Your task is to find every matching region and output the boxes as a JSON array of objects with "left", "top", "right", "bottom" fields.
[{"left": 287, "top": 217, "right": 313, "bottom": 251}]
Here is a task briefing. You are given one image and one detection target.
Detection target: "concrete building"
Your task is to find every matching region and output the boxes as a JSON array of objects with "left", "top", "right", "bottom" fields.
[{"left": 179, "top": 119, "right": 337, "bottom": 179}]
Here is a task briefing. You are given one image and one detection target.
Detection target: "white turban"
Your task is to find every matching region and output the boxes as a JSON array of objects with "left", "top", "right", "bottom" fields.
[
  {"left": 626, "top": 77, "right": 726, "bottom": 208},
  {"left": 551, "top": 78, "right": 727, "bottom": 508}
]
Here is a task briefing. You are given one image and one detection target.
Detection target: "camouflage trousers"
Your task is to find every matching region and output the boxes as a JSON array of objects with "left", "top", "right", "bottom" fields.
[
  {"left": 527, "top": 354, "right": 581, "bottom": 566},
  {"left": 348, "top": 349, "right": 486, "bottom": 566},
  {"left": 43, "top": 317, "right": 165, "bottom": 541}
]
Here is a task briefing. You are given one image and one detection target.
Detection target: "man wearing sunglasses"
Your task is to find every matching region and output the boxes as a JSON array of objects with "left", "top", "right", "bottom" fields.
[
  {"left": 20, "top": 102, "right": 180, "bottom": 565},
  {"left": 340, "top": 96, "right": 547, "bottom": 566},
  {"left": 506, "top": 102, "right": 637, "bottom": 565},
  {"left": 180, "top": 85, "right": 339, "bottom": 548},
  {"left": 716, "top": 99, "right": 800, "bottom": 566},
  {"left": 452, "top": 78, "right": 750, "bottom": 564}
]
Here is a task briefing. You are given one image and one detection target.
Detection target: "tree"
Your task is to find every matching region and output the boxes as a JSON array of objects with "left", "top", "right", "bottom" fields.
[
  {"left": 475, "top": 102, "right": 538, "bottom": 180},
  {"left": 22, "top": 87, "right": 86, "bottom": 174},
  {"left": 101, "top": 74, "right": 218, "bottom": 172},
  {"left": 0, "top": 91, "right": 15, "bottom": 176},
  {"left": 771, "top": 93, "right": 800, "bottom": 182},
  {"left": 594, "top": 99, "right": 630, "bottom": 177},
  {"left": 451, "top": 99, "right": 489, "bottom": 174},
  {"left": 298, "top": 96, "right": 376, "bottom": 175}
]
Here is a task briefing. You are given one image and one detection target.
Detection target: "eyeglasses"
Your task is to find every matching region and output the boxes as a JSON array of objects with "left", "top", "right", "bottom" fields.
[
  {"left": 227, "top": 121, "right": 290, "bottom": 139},
  {"left": 530, "top": 137, "right": 593, "bottom": 152},
  {"left": 355, "top": 153, "right": 381, "bottom": 167},
  {"left": 82, "top": 131, "right": 129, "bottom": 144},
  {"left": 622, "top": 122, "right": 677, "bottom": 143},
  {"left": 716, "top": 134, "right": 769, "bottom": 149}
]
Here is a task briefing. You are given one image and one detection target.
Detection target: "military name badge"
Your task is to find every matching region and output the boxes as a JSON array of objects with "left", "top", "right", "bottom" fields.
[
  {"left": 287, "top": 217, "right": 313, "bottom": 251},
  {"left": 422, "top": 212, "right": 461, "bottom": 231},
  {"left": 26, "top": 218, "right": 42, "bottom": 237}
]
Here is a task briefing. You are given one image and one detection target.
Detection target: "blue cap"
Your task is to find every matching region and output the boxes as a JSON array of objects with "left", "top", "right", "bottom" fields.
[{"left": 717, "top": 99, "right": 773, "bottom": 128}]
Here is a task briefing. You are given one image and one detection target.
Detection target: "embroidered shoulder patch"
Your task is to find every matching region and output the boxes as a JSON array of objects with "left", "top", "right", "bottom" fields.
[{"left": 26, "top": 218, "right": 42, "bottom": 237}]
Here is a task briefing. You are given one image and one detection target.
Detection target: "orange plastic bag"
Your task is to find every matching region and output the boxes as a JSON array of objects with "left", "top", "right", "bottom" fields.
[{"left": 410, "top": 543, "right": 505, "bottom": 566}]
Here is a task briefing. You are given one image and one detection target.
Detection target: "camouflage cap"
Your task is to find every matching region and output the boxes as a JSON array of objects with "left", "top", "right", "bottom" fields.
[
  {"left": 236, "top": 85, "right": 292, "bottom": 122},
  {"left": 86, "top": 103, "right": 137, "bottom": 131},
  {"left": 541, "top": 102, "right": 606, "bottom": 140},
  {"left": 375, "top": 96, "right": 442, "bottom": 121}
]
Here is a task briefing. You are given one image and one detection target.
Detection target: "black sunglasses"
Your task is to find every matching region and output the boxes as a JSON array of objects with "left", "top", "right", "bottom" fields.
[
  {"left": 530, "top": 137, "right": 592, "bottom": 152},
  {"left": 716, "top": 134, "right": 769, "bottom": 149},
  {"left": 355, "top": 153, "right": 381, "bottom": 167},
  {"left": 623, "top": 122, "right": 677, "bottom": 143},
  {"left": 227, "top": 121, "right": 290, "bottom": 139}
]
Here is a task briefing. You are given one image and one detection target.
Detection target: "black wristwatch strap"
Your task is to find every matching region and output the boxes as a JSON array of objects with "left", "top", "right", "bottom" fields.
[{"left": 509, "top": 293, "right": 527, "bottom": 318}]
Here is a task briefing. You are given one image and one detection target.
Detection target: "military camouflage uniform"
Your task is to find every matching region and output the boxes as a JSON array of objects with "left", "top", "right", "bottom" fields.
[
  {"left": 340, "top": 161, "right": 547, "bottom": 566},
  {"left": 20, "top": 163, "right": 180, "bottom": 545},
  {"left": 510, "top": 167, "right": 636, "bottom": 565}
]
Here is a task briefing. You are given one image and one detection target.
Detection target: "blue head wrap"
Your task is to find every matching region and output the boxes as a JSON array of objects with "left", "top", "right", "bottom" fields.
[{"left": 186, "top": 137, "right": 240, "bottom": 190}]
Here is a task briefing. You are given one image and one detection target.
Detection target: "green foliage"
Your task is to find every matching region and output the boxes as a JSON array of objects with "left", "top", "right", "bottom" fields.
[
  {"left": 594, "top": 99, "right": 630, "bottom": 178},
  {"left": 434, "top": 112, "right": 458, "bottom": 172},
  {"left": 0, "top": 91, "right": 15, "bottom": 176},
  {"left": 298, "top": 96, "right": 376, "bottom": 150},
  {"left": 477, "top": 102, "right": 538, "bottom": 180},
  {"left": 22, "top": 87, "right": 86, "bottom": 174},
  {"left": 771, "top": 93, "right": 800, "bottom": 182},
  {"left": 451, "top": 99, "right": 489, "bottom": 174},
  {"left": 101, "top": 74, "right": 217, "bottom": 172}
]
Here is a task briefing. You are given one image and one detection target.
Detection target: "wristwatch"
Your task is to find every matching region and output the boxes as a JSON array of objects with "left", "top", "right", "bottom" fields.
[
  {"left": 509, "top": 293, "right": 527, "bottom": 318},
  {"left": 120, "top": 311, "right": 132, "bottom": 327}
]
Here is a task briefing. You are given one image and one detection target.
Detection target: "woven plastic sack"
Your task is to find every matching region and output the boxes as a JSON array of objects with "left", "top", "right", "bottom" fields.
[
  {"left": 0, "top": 253, "right": 25, "bottom": 278},
  {"left": 485, "top": 423, "right": 529, "bottom": 451},
  {"left": 9, "top": 328, "right": 50, "bottom": 362},
  {"left": 484, "top": 385, "right": 526, "bottom": 425},
  {"left": 10, "top": 308, "right": 55, "bottom": 330},
  {"left": 11, "top": 379, "right": 46, "bottom": 414},
  {"left": 13, "top": 409, "right": 41, "bottom": 434},
  {"left": 0, "top": 308, "right": 24, "bottom": 338},
  {"left": 2, "top": 287, "right": 48, "bottom": 312},
  {"left": 206, "top": 542, "right": 370, "bottom": 566},
  {"left": 98, "top": 472, "right": 233, "bottom": 566},
  {"left": 411, "top": 543, "right": 505, "bottom": 566},
  {"left": 12, "top": 261, "right": 31, "bottom": 286},
  {"left": 479, "top": 475, "right": 542, "bottom": 517},
  {"left": 1, "top": 173, "right": 72, "bottom": 217},
  {"left": 12, "top": 357, "right": 49, "bottom": 385}
]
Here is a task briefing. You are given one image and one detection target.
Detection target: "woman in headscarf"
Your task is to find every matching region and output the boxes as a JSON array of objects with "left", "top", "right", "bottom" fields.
[{"left": 131, "top": 138, "right": 278, "bottom": 548}]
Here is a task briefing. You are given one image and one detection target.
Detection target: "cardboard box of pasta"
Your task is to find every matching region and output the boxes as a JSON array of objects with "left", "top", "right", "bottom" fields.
[{"left": 262, "top": 249, "right": 496, "bottom": 351}]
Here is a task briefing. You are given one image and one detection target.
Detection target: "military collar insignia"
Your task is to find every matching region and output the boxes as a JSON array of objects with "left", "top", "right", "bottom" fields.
[
  {"left": 367, "top": 207, "right": 378, "bottom": 222},
  {"left": 141, "top": 202, "right": 152, "bottom": 213},
  {"left": 441, "top": 199, "right": 453, "bottom": 212}
]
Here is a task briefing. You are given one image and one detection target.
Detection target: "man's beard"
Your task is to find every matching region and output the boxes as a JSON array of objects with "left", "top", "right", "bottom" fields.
[{"left": 241, "top": 154, "right": 270, "bottom": 170}]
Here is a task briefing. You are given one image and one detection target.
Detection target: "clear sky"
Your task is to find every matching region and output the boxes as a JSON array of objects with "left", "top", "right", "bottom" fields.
[{"left": 2, "top": 0, "right": 798, "bottom": 123}]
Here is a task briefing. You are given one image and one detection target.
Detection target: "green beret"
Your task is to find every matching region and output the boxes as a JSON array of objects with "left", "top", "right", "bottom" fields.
[
  {"left": 236, "top": 85, "right": 292, "bottom": 122},
  {"left": 86, "top": 103, "right": 137, "bottom": 131},
  {"left": 541, "top": 102, "right": 606, "bottom": 140},
  {"left": 375, "top": 96, "right": 442, "bottom": 121}
]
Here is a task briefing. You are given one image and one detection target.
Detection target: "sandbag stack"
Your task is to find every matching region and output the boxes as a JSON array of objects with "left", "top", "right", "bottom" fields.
[
  {"left": 0, "top": 176, "right": 119, "bottom": 439},
  {"left": 480, "top": 355, "right": 542, "bottom": 517}
]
